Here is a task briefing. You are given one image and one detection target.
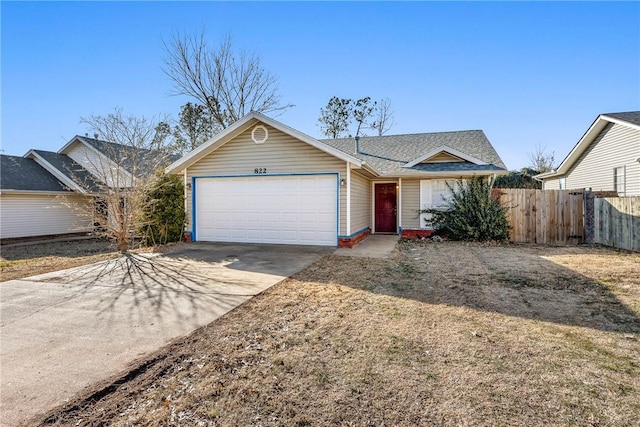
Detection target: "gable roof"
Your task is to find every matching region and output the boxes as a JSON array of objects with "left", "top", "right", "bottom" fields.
[
  {"left": 166, "top": 112, "right": 369, "bottom": 174},
  {"left": 0, "top": 155, "right": 72, "bottom": 193},
  {"left": 535, "top": 111, "right": 640, "bottom": 180},
  {"left": 402, "top": 145, "right": 489, "bottom": 168},
  {"left": 601, "top": 111, "right": 640, "bottom": 127},
  {"left": 26, "top": 150, "right": 103, "bottom": 193},
  {"left": 323, "top": 130, "right": 507, "bottom": 177},
  {"left": 61, "top": 136, "right": 180, "bottom": 178},
  {"left": 167, "top": 112, "right": 506, "bottom": 177}
]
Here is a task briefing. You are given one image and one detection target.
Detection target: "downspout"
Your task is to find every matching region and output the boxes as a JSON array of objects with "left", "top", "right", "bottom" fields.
[
  {"left": 346, "top": 163, "right": 351, "bottom": 237},
  {"left": 397, "top": 178, "right": 402, "bottom": 235},
  {"left": 183, "top": 168, "right": 189, "bottom": 238}
]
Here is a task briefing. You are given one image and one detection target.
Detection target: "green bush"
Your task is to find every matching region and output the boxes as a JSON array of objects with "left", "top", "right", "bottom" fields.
[
  {"left": 139, "top": 172, "right": 185, "bottom": 245},
  {"left": 421, "top": 177, "right": 510, "bottom": 242}
]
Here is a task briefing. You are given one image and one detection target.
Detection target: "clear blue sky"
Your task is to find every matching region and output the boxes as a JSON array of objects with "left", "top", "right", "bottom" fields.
[{"left": 2, "top": 1, "right": 639, "bottom": 170}]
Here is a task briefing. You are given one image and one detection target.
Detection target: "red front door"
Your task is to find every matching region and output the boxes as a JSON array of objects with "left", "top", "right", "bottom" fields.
[{"left": 375, "top": 183, "right": 397, "bottom": 233}]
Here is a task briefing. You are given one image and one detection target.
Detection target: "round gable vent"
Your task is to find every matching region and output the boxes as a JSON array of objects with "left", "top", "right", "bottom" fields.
[{"left": 251, "top": 125, "right": 269, "bottom": 144}]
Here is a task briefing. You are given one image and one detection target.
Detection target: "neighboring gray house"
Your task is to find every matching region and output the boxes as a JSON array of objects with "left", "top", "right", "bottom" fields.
[
  {"left": 535, "top": 111, "right": 640, "bottom": 195},
  {"left": 1, "top": 135, "right": 175, "bottom": 241},
  {"left": 167, "top": 112, "right": 507, "bottom": 247},
  {"left": 0, "top": 155, "right": 93, "bottom": 240}
]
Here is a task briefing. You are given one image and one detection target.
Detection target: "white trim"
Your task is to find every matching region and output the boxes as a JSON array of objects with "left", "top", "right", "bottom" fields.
[
  {"left": 59, "top": 136, "right": 135, "bottom": 183},
  {"left": 346, "top": 163, "right": 351, "bottom": 236},
  {"left": 166, "top": 112, "right": 367, "bottom": 174},
  {"left": 398, "top": 178, "right": 402, "bottom": 230},
  {"left": 24, "top": 150, "right": 86, "bottom": 193},
  {"left": 601, "top": 114, "right": 640, "bottom": 131},
  {"left": 535, "top": 113, "right": 640, "bottom": 180},
  {"left": 0, "top": 189, "right": 75, "bottom": 196},
  {"left": 403, "top": 145, "right": 488, "bottom": 168}
]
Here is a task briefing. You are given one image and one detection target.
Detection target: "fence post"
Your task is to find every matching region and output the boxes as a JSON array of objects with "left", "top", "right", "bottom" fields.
[{"left": 583, "top": 190, "right": 595, "bottom": 244}]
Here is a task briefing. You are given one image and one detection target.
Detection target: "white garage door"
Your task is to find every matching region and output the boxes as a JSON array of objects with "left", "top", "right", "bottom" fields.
[{"left": 195, "top": 175, "right": 338, "bottom": 246}]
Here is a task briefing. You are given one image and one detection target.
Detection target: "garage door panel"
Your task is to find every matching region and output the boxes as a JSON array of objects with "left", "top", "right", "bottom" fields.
[{"left": 196, "top": 175, "right": 337, "bottom": 246}]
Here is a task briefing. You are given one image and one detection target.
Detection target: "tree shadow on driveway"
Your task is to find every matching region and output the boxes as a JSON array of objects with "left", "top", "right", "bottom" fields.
[{"left": 25, "top": 242, "right": 332, "bottom": 326}]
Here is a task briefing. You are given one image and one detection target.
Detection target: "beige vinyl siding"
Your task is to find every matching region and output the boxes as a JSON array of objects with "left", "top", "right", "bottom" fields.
[
  {"left": 0, "top": 193, "right": 92, "bottom": 239},
  {"left": 185, "top": 125, "right": 348, "bottom": 234},
  {"left": 350, "top": 171, "right": 371, "bottom": 234},
  {"left": 400, "top": 179, "right": 421, "bottom": 228},
  {"left": 543, "top": 178, "right": 561, "bottom": 190},
  {"left": 423, "top": 152, "right": 463, "bottom": 163},
  {"left": 564, "top": 123, "right": 640, "bottom": 195}
]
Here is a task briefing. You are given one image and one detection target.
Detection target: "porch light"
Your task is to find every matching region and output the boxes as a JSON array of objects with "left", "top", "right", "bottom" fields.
[{"left": 340, "top": 179, "right": 346, "bottom": 186}]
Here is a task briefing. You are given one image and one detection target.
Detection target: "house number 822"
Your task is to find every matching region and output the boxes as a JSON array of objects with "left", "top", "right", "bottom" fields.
[{"left": 254, "top": 168, "right": 267, "bottom": 174}]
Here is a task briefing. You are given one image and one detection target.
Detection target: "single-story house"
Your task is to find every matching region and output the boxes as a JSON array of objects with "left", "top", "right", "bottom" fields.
[
  {"left": 0, "top": 154, "right": 93, "bottom": 240},
  {"left": 166, "top": 112, "right": 507, "bottom": 247},
  {"left": 0, "top": 135, "right": 172, "bottom": 241},
  {"left": 535, "top": 111, "right": 640, "bottom": 196}
]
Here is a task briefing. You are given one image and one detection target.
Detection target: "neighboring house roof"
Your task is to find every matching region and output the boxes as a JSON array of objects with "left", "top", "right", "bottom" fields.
[
  {"left": 0, "top": 154, "right": 72, "bottom": 193},
  {"left": 535, "top": 111, "right": 640, "bottom": 180},
  {"left": 167, "top": 112, "right": 506, "bottom": 177},
  {"left": 323, "top": 130, "right": 507, "bottom": 177},
  {"left": 601, "top": 111, "right": 640, "bottom": 127},
  {"left": 27, "top": 150, "right": 104, "bottom": 193},
  {"left": 61, "top": 135, "right": 181, "bottom": 178}
]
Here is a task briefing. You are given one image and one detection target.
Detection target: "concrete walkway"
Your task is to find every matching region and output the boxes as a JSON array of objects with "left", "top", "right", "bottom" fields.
[
  {"left": 0, "top": 243, "right": 331, "bottom": 427},
  {"left": 335, "top": 234, "right": 400, "bottom": 259}
]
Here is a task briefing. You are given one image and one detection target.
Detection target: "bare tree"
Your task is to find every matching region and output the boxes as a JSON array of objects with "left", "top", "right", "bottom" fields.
[
  {"left": 370, "top": 97, "right": 395, "bottom": 136},
  {"left": 66, "top": 109, "right": 174, "bottom": 253},
  {"left": 528, "top": 144, "right": 556, "bottom": 173},
  {"left": 162, "top": 31, "right": 292, "bottom": 130}
]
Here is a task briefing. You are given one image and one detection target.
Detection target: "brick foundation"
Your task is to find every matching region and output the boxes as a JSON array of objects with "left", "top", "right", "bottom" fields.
[
  {"left": 400, "top": 229, "right": 435, "bottom": 239},
  {"left": 338, "top": 228, "right": 371, "bottom": 248}
]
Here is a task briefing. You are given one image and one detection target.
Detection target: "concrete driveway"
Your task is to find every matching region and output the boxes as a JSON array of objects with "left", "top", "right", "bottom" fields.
[{"left": 0, "top": 242, "right": 332, "bottom": 426}]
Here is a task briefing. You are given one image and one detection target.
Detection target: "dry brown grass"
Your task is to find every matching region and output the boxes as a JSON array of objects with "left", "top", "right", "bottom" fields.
[
  {"left": 0, "top": 239, "right": 120, "bottom": 282},
  {"left": 35, "top": 241, "right": 640, "bottom": 426}
]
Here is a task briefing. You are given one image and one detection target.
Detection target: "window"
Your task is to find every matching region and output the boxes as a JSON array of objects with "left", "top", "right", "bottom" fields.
[
  {"left": 419, "top": 179, "right": 459, "bottom": 228},
  {"left": 559, "top": 177, "right": 566, "bottom": 190},
  {"left": 614, "top": 166, "right": 625, "bottom": 195}
]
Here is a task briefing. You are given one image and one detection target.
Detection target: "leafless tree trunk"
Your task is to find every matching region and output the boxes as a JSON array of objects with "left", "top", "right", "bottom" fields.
[
  {"left": 370, "top": 98, "right": 395, "bottom": 136},
  {"left": 65, "top": 109, "right": 172, "bottom": 253},
  {"left": 162, "top": 31, "right": 292, "bottom": 130}
]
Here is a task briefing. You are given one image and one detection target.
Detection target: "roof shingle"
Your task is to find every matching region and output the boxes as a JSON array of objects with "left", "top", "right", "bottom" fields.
[
  {"left": 1, "top": 155, "right": 71, "bottom": 192},
  {"left": 322, "top": 130, "right": 507, "bottom": 176},
  {"left": 602, "top": 111, "right": 640, "bottom": 127}
]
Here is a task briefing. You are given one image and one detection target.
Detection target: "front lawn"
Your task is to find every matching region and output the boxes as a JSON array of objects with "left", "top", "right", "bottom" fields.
[
  {"left": 0, "top": 239, "right": 119, "bottom": 282},
  {"left": 37, "top": 241, "right": 640, "bottom": 426}
]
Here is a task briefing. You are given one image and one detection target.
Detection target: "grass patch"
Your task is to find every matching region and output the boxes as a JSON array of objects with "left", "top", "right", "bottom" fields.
[{"left": 33, "top": 242, "right": 640, "bottom": 426}]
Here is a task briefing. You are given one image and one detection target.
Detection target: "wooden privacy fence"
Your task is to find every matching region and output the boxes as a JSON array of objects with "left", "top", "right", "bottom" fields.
[
  {"left": 593, "top": 197, "right": 640, "bottom": 252},
  {"left": 499, "top": 189, "right": 584, "bottom": 245}
]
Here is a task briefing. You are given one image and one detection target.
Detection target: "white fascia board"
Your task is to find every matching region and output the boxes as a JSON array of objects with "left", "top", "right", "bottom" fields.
[
  {"left": 24, "top": 150, "right": 86, "bottom": 193},
  {"left": 403, "top": 145, "right": 488, "bottom": 168},
  {"left": 256, "top": 113, "right": 364, "bottom": 166},
  {"left": 166, "top": 112, "right": 364, "bottom": 174},
  {"left": 58, "top": 136, "right": 137, "bottom": 181},
  {"left": 601, "top": 114, "right": 640, "bottom": 131},
  {"left": 533, "top": 170, "right": 558, "bottom": 180},
  {"left": 392, "top": 169, "right": 508, "bottom": 179},
  {"left": 551, "top": 115, "right": 612, "bottom": 177},
  {"left": 0, "top": 189, "right": 76, "bottom": 196}
]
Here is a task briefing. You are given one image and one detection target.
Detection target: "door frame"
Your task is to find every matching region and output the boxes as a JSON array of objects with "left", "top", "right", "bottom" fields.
[
  {"left": 372, "top": 181, "right": 399, "bottom": 234},
  {"left": 191, "top": 173, "right": 340, "bottom": 245}
]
